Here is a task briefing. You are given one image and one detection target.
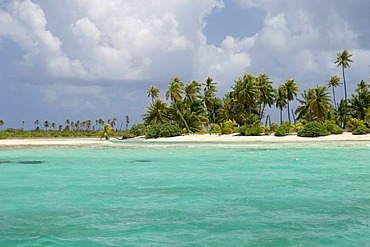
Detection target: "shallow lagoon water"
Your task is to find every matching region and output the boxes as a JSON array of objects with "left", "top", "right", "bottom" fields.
[{"left": 1, "top": 141, "right": 370, "bottom": 246}]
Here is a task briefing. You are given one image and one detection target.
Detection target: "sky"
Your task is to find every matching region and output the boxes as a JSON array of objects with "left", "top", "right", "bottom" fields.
[{"left": 1, "top": 0, "right": 370, "bottom": 130}]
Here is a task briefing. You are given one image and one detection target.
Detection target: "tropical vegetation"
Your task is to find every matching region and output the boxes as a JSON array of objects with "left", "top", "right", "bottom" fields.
[{"left": 1, "top": 50, "right": 370, "bottom": 139}]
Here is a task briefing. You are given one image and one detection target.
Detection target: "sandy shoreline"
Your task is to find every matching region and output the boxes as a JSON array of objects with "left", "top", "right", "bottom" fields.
[{"left": 0, "top": 132, "right": 370, "bottom": 146}]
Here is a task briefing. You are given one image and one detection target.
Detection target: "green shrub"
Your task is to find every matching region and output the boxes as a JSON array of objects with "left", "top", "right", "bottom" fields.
[
  {"left": 352, "top": 125, "right": 369, "bottom": 135},
  {"left": 297, "top": 121, "right": 330, "bottom": 137},
  {"left": 270, "top": 122, "right": 278, "bottom": 132},
  {"left": 130, "top": 124, "right": 147, "bottom": 137},
  {"left": 238, "top": 125, "right": 263, "bottom": 136},
  {"left": 274, "top": 125, "right": 288, "bottom": 136},
  {"left": 323, "top": 120, "right": 343, "bottom": 135},
  {"left": 145, "top": 124, "right": 182, "bottom": 139},
  {"left": 220, "top": 120, "right": 236, "bottom": 134},
  {"left": 347, "top": 118, "right": 364, "bottom": 132},
  {"left": 209, "top": 124, "right": 222, "bottom": 135}
]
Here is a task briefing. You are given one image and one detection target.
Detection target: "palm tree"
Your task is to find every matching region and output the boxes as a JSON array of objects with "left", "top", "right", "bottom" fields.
[
  {"left": 147, "top": 85, "right": 160, "bottom": 103},
  {"left": 281, "top": 79, "right": 298, "bottom": 124},
  {"left": 125, "top": 115, "right": 130, "bottom": 130},
  {"left": 51, "top": 122, "right": 56, "bottom": 130},
  {"left": 327, "top": 75, "right": 341, "bottom": 107},
  {"left": 166, "top": 77, "right": 190, "bottom": 133},
  {"left": 184, "top": 80, "right": 202, "bottom": 105},
  {"left": 99, "top": 124, "right": 113, "bottom": 140},
  {"left": 233, "top": 74, "right": 259, "bottom": 114},
  {"left": 335, "top": 50, "right": 353, "bottom": 128},
  {"left": 44, "top": 120, "right": 50, "bottom": 131},
  {"left": 335, "top": 49, "right": 353, "bottom": 103},
  {"left": 0, "top": 119, "right": 4, "bottom": 130},
  {"left": 203, "top": 77, "right": 218, "bottom": 124},
  {"left": 143, "top": 99, "right": 171, "bottom": 125},
  {"left": 296, "top": 86, "right": 331, "bottom": 121},
  {"left": 276, "top": 85, "right": 288, "bottom": 125},
  {"left": 257, "top": 73, "right": 275, "bottom": 120},
  {"left": 34, "top": 119, "right": 40, "bottom": 130}
]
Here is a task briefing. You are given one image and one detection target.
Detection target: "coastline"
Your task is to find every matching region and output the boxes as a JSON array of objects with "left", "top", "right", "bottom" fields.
[{"left": 0, "top": 132, "right": 370, "bottom": 146}]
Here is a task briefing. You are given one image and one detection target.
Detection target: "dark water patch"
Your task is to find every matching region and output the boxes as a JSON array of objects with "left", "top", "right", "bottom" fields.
[
  {"left": 18, "top": 161, "right": 45, "bottom": 165},
  {"left": 237, "top": 148, "right": 277, "bottom": 152},
  {"left": 135, "top": 160, "right": 152, "bottom": 163},
  {"left": 0, "top": 160, "right": 12, "bottom": 164}
]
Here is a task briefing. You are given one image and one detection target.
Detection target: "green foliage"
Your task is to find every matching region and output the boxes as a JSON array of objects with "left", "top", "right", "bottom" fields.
[
  {"left": 99, "top": 124, "right": 113, "bottom": 140},
  {"left": 352, "top": 125, "right": 369, "bottom": 135},
  {"left": 238, "top": 125, "right": 264, "bottom": 136},
  {"left": 130, "top": 124, "right": 147, "bottom": 137},
  {"left": 323, "top": 120, "right": 343, "bottom": 134},
  {"left": 274, "top": 125, "right": 288, "bottom": 136},
  {"left": 297, "top": 121, "right": 330, "bottom": 137},
  {"left": 209, "top": 124, "right": 222, "bottom": 135},
  {"left": 220, "top": 120, "right": 236, "bottom": 134},
  {"left": 145, "top": 124, "right": 182, "bottom": 139},
  {"left": 347, "top": 118, "right": 365, "bottom": 132},
  {"left": 270, "top": 122, "right": 278, "bottom": 132}
]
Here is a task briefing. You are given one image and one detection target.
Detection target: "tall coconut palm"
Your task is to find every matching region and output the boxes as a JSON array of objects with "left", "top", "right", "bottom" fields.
[
  {"left": 335, "top": 50, "right": 353, "bottom": 128},
  {"left": 147, "top": 85, "right": 160, "bottom": 104},
  {"left": 0, "top": 119, "right": 4, "bottom": 130},
  {"left": 125, "top": 115, "right": 130, "bottom": 130},
  {"left": 327, "top": 75, "right": 341, "bottom": 107},
  {"left": 276, "top": 85, "right": 288, "bottom": 125},
  {"left": 166, "top": 77, "right": 190, "bottom": 133},
  {"left": 203, "top": 77, "right": 218, "bottom": 124},
  {"left": 334, "top": 50, "right": 353, "bottom": 103},
  {"left": 257, "top": 73, "right": 275, "bottom": 120},
  {"left": 281, "top": 79, "right": 298, "bottom": 124}
]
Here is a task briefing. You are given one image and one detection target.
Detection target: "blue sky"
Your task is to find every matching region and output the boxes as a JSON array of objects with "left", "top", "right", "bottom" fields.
[{"left": 1, "top": 0, "right": 370, "bottom": 129}]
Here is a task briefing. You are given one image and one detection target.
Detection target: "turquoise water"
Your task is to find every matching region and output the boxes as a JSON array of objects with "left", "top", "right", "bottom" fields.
[{"left": 1, "top": 141, "right": 370, "bottom": 246}]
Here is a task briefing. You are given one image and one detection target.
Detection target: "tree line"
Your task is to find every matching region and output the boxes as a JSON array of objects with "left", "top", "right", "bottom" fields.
[{"left": 141, "top": 50, "right": 370, "bottom": 136}]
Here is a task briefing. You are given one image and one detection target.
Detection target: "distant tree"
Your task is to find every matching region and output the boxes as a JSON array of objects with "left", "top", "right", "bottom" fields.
[
  {"left": 276, "top": 85, "right": 288, "bottom": 125},
  {"left": 335, "top": 49, "right": 353, "bottom": 128},
  {"left": 51, "top": 122, "right": 56, "bottom": 130},
  {"left": 281, "top": 79, "right": 298, "bottom": 124},
  {"left": 0, "top": 119, "right": 4, "bottom": 130},
  {"left": 125, "top": 115, "right": 130, "bottom": 130},
  {"left": 44, "top": 121, "right": 50, "bottom": 131},
  {"left": 99, "top": 124, "right": 113, "bottom": 140},
  {"left": 34, "top": 119, "right": 40, "bottom": 130},
  {"left": 327, "top": 75, "right": 341, "bottom": 108},
  {"left": 22, "top": 120, "right": 25, "bottom": 130}
]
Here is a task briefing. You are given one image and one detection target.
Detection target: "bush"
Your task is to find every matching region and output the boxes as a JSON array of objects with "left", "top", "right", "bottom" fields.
[
  {"left": 220, "top": 120, "right": 236, "bottom": 134},
  {"left": 297, "top": 121, "right": 330, "bottom": 137},
  {"left": 238, "top": 125, "right": 263, "bottom": 136},
  {"left": 270, "top": 122, "right": 278, "bottom": 132},
  {"left": 347, "top": 118, "right": 364, "bottom": 132},
  {"left": 352, "top": 125, "right": 369, "bottom": 135},
  {"left": 209, "top": 124, "right": 222, "bottom": 135},
  {"left": 145, "top": 124, "right": 182, "bottom": 139},
  {"left": 323, "top": 120, "right": 343, "bottom": 135},
  {"left": 130, "top": 124, "right": 147, "bottom": 137},
  {"left": 274, "top": 125, "right": 288, "bottom": 136}
]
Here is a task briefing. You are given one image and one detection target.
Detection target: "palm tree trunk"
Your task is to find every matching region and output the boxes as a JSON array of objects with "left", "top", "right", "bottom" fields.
[
  {"left": 175, "top": 103, "right": 190, "bottom": 133},
  {"left": 342, "top": 65, "right": 347, "bottom": 128},
  {"left": 280, "top": 109, "right": 283, "bottom": 125},
  {"left": 332, "top": 87, "right": 336, "bottom": 108},
  {"left": 287, "top": 101, "right": 291, "bottom": 124}
]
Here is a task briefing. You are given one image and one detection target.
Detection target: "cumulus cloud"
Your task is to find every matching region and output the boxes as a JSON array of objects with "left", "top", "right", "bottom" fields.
[{"left": 1, "top": 0, "right": 370, "bottom": 127}]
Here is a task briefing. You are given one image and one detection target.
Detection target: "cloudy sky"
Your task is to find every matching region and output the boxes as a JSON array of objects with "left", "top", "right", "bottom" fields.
[{"left": 1, "top": 0, "right": 369, "bottom": 129}]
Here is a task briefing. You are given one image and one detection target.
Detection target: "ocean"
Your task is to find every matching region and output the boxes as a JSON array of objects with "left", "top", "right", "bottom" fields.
[{"left": 1, "top": 141, "right": 370, "bottom": 246}]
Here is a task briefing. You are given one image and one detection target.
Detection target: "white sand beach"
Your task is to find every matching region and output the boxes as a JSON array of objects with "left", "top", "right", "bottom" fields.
[
  {"left": 0, "top": 132, "right": 370, "bottom": 146},
  {"left": 146, "top": 132, "right": 370, "bottom": 142}
]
